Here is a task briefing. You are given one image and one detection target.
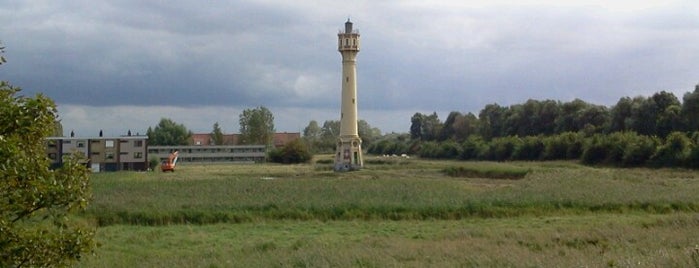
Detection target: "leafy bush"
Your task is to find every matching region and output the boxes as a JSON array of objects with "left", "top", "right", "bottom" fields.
[
  {"left": 490, "top": 136, "right": 521, "bottom": 161},
  {"left": 512, "top": 136, "right": 544, "bottom": 160},
  {"left": 543, "top": 132, "right": 584, "bottom": 160},
  {"left": 581, "top": 134, "right": 609, "bottom": 165},
  {"left": 442, "top": 166, "right": 529, "bottom": 179},
  {"left": 651, "top": 132, "right": 691, "bottom": 167},
  {"left": 620, "top": 133, "right": 659, "bottom": 167},
  {"left": 268, "top": 139, "right": 312, "bottom": 164},
  {"left": 149, "top": 157, "right": 160, "bottom": 170},
  {"left": 460, "top": 136, "right": 486, "bottom": 160}
]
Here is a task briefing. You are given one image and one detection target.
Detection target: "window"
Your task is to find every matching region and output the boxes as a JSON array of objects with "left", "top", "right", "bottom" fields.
[
  {"left": 48, "top": 153, "right": 57, "bottom": 160},
  {"left": 47, "top": 141, "right": 57, "bottom": 148},
  {"left": 120, "top": 152, "right": 128, "bottom": 155},
  {"left": 134, "top": 152, "right": 143, "bottom": 159},
  {"left": 106, "top": 140, "right": 114, "bottom": 148},
  {"left": 77, "top": 142, "right": 85, "bottom": 148},
  {"left": 134, "top": 140, "right": 143, "bottom": 147},
  {"left": 92, "top": 152, "right": 100, "bottom": 156},
  {"left": 105, "top": 152, "right": 114, "bottom": 160},
  {"left": 63, "top": 140, "right": 71, "bottom": 144}
]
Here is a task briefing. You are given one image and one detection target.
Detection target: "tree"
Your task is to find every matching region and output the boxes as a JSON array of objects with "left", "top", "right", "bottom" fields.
[
  {"left": 681, "top": 85, "right": 699, "bottom": 131},
  {"left": 1, "top": 82, "right": 94, "bottom": 266},
  {"left": 316, "top": 120, "right": 340, "bottom": 152},
  {"left": 302, "top": 120, "right": 322, "bottom": 152},
  {"left": 210, "top": 122, "right": 224, "bottom": 145},
  {"left": 357, "top": 119, "right": 381, "bottom": 148},
  {"left": 303, "top": 120, "right": 321, "bottom": 140},
  {"left": 478, "top": 103, "right": 507, "bottom": 140},
  {"left": 146, "top": 118, "right": 192, "bottom": 145},
  {"left": 410, "top": 113, "right": 425, "bottom": 140},
  {"left": 439, "top": 111, "right": 462, "bottom": 141},
  {"left": 410, "top": 112, "right": 441, "bottom": 141},
  {"left": 239, "top": 106, "right": 275, "bottom": 145}
]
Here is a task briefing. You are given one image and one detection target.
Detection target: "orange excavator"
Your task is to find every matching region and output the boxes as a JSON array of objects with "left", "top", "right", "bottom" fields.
[{"left": 161, "top": 151, "right": 179, "bottom": 172}]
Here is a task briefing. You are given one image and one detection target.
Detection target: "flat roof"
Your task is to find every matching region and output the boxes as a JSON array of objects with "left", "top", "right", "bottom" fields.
[{"left": 46, "top": 136, "right": 148, "bottom": 140}]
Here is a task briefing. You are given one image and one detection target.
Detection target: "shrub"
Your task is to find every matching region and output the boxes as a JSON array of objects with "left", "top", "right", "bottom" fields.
[
  {"left": 268, "top": 139, "right": 312, "bottom": 164},
  {"left": 442, "top": 166, "right": 529, "bottom": 179},
  {"left": 512, "top": 136, "right": 544, "bottom": 160},
  {"left": 490, "top": 136, "right": 521, "bottom": 161},
  {"left": 543, "top": 131, "right": 585, "bottom": 160},
  {"left": 620, "top": 134, "right": 659, "bottom": 167},
  {"left": 581, "top": 134, "right": 609, "bottom": 165},
  {"left": 651, "top": 132, "right": 691, "bottom": 167},
  {"left": 460, "top": 136, "right": 486, "bottom": 160},
  {"left": 149, "top": 157, "right": 160, "bottom": 170}
]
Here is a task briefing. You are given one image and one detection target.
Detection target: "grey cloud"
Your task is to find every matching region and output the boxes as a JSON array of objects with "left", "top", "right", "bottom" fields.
[{"left": 2, "top": 1, "right": 699, "bottom": 135}]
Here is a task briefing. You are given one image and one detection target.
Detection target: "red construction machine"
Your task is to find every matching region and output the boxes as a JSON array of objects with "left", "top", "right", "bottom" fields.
[{"left": 160, "top": 151, "right": 179, "bottom": 172}]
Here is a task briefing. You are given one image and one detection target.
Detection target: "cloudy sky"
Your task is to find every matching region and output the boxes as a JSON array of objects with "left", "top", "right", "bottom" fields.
[{"left": 1, "top": 1, "right": 698, "bottom": 136}]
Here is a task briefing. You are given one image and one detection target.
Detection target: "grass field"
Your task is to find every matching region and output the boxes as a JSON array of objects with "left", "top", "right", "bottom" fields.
[{"left": 76, "top": 157, "right": 699, "bottom": 267}]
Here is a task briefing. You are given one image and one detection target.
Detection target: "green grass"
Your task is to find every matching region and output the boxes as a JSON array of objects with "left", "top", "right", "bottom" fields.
[
  {"left": 85, "top": 160, "right": 699, "bottom": 225},
  {"left": 75, "top": 158, "right": 699, "bottom": 267},
  {"left": 78, "top": 213, "right": 699, "bottom": 267}
]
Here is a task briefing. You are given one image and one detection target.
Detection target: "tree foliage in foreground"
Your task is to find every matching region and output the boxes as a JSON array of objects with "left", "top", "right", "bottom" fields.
[{"left": 0, "top": 82, "right": 94, "bottom": 267}]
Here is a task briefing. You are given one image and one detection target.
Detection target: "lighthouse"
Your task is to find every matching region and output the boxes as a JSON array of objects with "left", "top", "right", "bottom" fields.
[{"left": 334, "top": 19, "right": 363, "bottom": 172}]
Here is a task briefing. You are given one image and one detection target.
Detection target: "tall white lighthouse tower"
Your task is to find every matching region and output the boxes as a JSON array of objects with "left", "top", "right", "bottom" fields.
[{"left": 334, "top": 19, "right": 363, "bottom": 171}]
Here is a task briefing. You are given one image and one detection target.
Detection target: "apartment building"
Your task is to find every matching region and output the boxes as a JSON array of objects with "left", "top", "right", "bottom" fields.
[{"left": 46, "top": 135, "right": 149, "bottom": 172}]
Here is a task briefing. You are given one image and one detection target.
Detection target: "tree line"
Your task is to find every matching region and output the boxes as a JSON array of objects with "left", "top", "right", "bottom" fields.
[
  {"left": 409, "top": 88, "right": 699, "bottom": 142},
  {"left": 147, "top": 106, "right": 276, "bottom": 146},
  {"left": 369, "top": 86, "right": 699, "bottom": 169},
  {"left": 301, "top": 119, "right": 382, "bottom": 153}
]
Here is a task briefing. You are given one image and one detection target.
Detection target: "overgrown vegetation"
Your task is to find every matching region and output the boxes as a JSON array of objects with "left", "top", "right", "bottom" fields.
[
  {"left": 268, "top": 139, "right": 312, "bottom": 164},
  {"left": 83, "top": 161, "right": 699, "bottom": 226},
  {"left": 77, "top": 161, "right": 699, "bottom": 267},
  {"left": 442, "top": 166, "right": 530, "bottom": 179},
  {"left": 369, "top": 130, "right": 699, "bottom": 169}
]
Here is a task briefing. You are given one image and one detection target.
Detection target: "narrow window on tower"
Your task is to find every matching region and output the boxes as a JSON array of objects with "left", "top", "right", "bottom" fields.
[
  {"left": 346, "top": 77, "right": 349, "bottom": 82},
  {"left": 352, "top": 98, "right": 355, "bottom": 104}
]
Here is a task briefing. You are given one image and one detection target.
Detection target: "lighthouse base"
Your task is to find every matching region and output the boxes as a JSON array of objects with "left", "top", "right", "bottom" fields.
[{"left": 334, "top": 136, "right": 363, "bottom": 172}]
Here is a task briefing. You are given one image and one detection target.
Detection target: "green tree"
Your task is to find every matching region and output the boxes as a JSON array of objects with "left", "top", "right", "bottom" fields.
[
  {"left": 53, "top": 119, "right": 63, "bottom": 137},
  {"left": 239, "top": 106, "right": 275, "bottom": 145},
  {"left": 357, "top": 119, "right": 381, "bottom": 148},
  {"left": 478, "top": 103, "right": 507, "bottom": 140},
  {"left": 410, "top": 113, "right": 425, "bottom": 140},
  {"left": 303, "top": 120, "right": 321, "bottom": 140},
  {"left": 210, "top": 122, "right": 224, "bottom": 145},
  {"left": 1, "top": 82, "right": 94, "bottom": 266},
  {"left": 311, "top": 120, "right": 340, "bottom": 152},
  {"left": 410, "top": 112, "right": 441, "bottom": 141},
  {"left": 681, "top": 85, "right": 699, "bottom": 131},
  {"left": 439, "top": 111, "right": 462, "bottom": 141},
  {"left": 302, "top": 120, "right": 322, "bottom": 152},
  {"left": 452, "top": 112, "right": 479, "bottom": 142},
  {"left": 146, "top": 118, "right": 192, "bottom": 145}
]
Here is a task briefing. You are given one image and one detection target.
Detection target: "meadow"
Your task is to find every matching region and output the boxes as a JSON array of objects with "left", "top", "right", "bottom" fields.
[{"left": 77, "top": 157, "right": 699, "bottom": 267}]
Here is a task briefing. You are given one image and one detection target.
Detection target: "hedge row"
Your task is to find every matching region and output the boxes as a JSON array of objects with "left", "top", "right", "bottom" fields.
[{"left": 369, "top": 131, "right": 699, "bottom": 168}]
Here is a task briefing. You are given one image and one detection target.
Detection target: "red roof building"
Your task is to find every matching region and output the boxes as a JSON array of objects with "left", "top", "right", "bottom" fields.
[{"left": 189, "top": 132, "right": 299, "bottom": 148}]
